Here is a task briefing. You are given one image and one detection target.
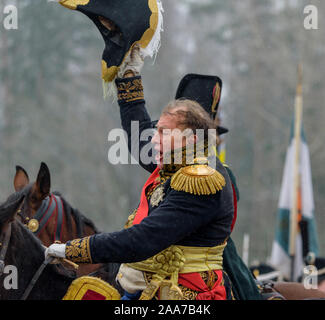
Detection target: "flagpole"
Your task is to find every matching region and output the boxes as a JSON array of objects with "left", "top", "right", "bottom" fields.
[
  {"left": 289, "top": 65, "right": 303, "bottom": 281},
  {"left": 242, "top": 233, "right": 250, "bottom": 266}
]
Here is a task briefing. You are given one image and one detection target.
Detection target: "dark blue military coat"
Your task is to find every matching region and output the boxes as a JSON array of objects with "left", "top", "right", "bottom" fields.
[{"left": 65, "top": 76, "right": 234, "bottom": 265}]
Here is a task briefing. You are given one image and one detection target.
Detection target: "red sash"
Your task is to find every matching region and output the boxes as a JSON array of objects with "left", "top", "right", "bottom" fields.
[
  {"left": 178, "top": 271, "right": 227, "bottom": 300},
  {"left": 133, "top": 167, "right": 160, "bottom": 225}
]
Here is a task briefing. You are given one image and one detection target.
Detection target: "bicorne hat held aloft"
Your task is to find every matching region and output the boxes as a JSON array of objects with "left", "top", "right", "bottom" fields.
[{"left": 59, "top": 0, "right": 163, "bottom": 94}]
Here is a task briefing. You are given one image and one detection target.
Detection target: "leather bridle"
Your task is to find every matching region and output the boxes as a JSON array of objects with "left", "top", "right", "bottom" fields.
[
  {"left": 0, "top": 200, "right": 54, "bottom": 300},
  {"left": 17, "top": 193, "right": 65, "bottom": 243}
]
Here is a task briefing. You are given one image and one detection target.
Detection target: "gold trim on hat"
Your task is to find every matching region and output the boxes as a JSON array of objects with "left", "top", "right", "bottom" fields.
[
  {"left": 139, "top": 0, "right": 159, "bottom": 49},
  {"left": 101, "top": 0, "right": 160, "bottom": 82},
  {"left": 211, "top": 82, "right": 221, "bottom": 113},
  {"left": 59, "top": 0, "right": 90, "bottom": 10},
  {"left": 60, "top": 0, "right": 159, "bottom": 82},
  {"left": 102, "top": 61, "right": 119, "bottom": 83}
]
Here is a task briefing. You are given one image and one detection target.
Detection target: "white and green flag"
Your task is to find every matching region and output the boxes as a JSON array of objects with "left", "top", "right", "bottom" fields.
[{"left": 270, "top": 121, "right": 319, "bottom": 281}]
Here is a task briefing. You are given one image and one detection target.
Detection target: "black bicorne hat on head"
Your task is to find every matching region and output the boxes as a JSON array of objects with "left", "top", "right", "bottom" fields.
[
  {"left": 59, "top": 0, "right": 163, "bottom": 85},
  {"left": 152, "top": 74, "right": 228, "bottom": 135},
  {"left": 175, "top": 74, "right": 228, "bottom": 135}
]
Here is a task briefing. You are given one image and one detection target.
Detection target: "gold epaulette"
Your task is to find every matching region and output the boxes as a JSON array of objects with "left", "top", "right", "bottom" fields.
[{"left": 170, "top": 157, "right": 226, "bottom": 195}]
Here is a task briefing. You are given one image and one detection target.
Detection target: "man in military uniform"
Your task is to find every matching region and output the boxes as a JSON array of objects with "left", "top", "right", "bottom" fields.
[
  {"left": 48, "top": 0, "right": 262, "bottom": 300},
  {"left": 46, "top": 45, "right": 236, "bottom": 299},
  {"left": 115, "top": 47, "right": 262, "bottom": 300}
]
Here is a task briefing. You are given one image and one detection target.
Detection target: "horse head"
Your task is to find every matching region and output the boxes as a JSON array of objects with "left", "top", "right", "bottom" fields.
[
  {"left": 13, "top": 162, "right": 51, "bottom": 224},
  {"left": 12, "top": 162, "right": 101, "bottom": 276}
]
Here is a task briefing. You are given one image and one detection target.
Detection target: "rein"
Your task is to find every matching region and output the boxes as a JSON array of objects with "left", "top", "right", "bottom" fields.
[
  {"left": 0, "top": 195, "right": 78, "bottom": 300},
  {"left": 0, "top": 222, "right": 54, "bottom": 300},
  {"left": 0, "top": 218, "right": 66, "bottom": 300},
  {"left": 20, "top": 255, "right": 55, "bottom": 300},
  {"left": 0, "top": 220, "right": 53, "bottom": 300}
]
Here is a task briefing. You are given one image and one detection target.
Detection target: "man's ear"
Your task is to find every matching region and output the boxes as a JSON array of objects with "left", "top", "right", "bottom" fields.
[
  {"left": 14, "top": 166, "right": 29, "bottom": 191},
  {"left": 35, "top": 162, "right": 51, "bottom": 199}
]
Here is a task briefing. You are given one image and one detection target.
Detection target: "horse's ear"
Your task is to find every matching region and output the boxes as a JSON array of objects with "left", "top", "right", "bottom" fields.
[
  {"left": 14, "top": 166, "right": 29, "bottom": 191},
  {"left": 36, "top": 162, "right": 51, "bottom": 199}
]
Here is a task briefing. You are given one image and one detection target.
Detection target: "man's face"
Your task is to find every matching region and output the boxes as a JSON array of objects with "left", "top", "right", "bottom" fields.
[{"left": 152, "top": 111, "right": 195, "bottom": 169}]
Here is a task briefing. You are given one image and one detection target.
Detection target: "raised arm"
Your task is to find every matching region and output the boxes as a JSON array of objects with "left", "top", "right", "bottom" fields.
[
  {"left": 115, "top": 47, "right": 157, "bottom": 173},
  {"left": 116, "top": 76, "right": 156, "bottom": 173}
]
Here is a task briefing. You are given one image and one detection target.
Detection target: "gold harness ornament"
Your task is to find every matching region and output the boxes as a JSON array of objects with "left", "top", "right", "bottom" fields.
[{"left": 27, "top": 219, "right": 39, "bottom": 233}]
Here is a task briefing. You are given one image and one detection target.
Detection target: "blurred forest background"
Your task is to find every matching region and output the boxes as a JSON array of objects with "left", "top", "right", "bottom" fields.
[{"left": 0, "top": 0, "right": 324, "bottom": 266}]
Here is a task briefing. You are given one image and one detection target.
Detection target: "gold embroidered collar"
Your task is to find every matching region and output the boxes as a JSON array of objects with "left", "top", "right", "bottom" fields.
[{"left": 159, "top": 142, "right": 210, "bottom": 179}]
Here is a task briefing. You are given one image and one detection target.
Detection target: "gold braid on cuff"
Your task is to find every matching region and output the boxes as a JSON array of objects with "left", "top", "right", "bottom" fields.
[
  {"left": 117, "top": 78, "right": 144, "bottom": 103},
  {"left": 65, "top": 237, "right": 92, "bottom": 264}
]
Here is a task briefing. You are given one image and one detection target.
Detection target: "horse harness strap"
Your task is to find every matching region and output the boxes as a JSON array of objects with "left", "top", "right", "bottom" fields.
[
  {"left": 17, "top": 195, "right": 67, "bottom": 299},
  {"left": 21, "top": 256, "right": 54, "bottom": 300},
  {"left": 55, "top": 196, "right": 64, "bottom": 241},
  {"left": 29, "top": 194, "right": 64, "bottom": 242},
  {"left": 0, "top": 223, "right": 12, "bottom": 276},
  {"left": 0, "top": 197, "right": 73, "bottom": 300},
  {"left": 0, "top": 221, "right": 51, "bottom": 300}
]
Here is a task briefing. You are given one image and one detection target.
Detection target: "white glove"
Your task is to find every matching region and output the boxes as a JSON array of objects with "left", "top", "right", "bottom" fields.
[
  {"left": 44, "top": 243, "right": 66, "bottom": 263},
  {"left": 118, "top": 44, "right": 144, "bottom": 78}
]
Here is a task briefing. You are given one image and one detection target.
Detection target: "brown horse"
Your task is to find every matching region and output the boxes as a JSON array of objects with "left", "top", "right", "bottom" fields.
[
  {"left": 13, "top": 162, "right": 101, "bottom": 276},
  {"left": 0, "top": 192, "right": 121, "bottom": 300}
]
